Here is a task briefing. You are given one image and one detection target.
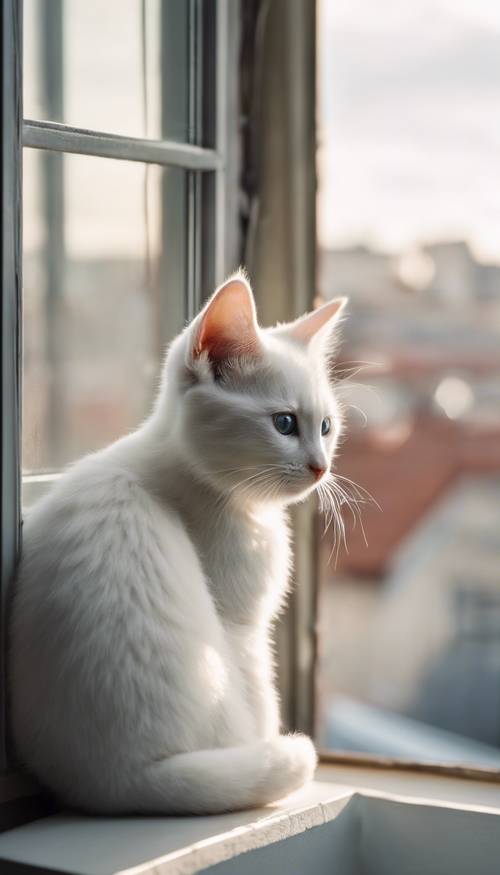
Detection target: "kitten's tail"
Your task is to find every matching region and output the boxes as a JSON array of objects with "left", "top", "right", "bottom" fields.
[{"left": 116, "top": 735, "right": 316, "bottom": 815}]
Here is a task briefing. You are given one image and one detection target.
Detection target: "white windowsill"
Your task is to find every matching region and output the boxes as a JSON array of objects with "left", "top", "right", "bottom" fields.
[{"left": 0, "top": 765, "right": 498, "bottom": 875}]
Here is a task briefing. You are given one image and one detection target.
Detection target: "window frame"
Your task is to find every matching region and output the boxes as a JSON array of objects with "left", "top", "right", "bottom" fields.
[
  {"left": 1, "top": 0, "right": 235, "bottom": 794},
  {"left": 1, "top": 0, "right": 22, "bottom": 777}
]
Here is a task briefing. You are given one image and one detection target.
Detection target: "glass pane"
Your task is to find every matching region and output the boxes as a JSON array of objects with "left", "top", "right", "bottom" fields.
[
  {"left": 23, "top": 149, "right": 187, "bottom": 495},
  {"left": 23, "top": 0, "right": 192, "bottom": 142},
  {"left": 316, "top": 0, "right": 500, "bottom": 769}
]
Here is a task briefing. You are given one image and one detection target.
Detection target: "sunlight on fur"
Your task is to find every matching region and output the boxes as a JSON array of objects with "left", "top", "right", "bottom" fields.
[
  {"left": 201, "top": 645, "right": 228, "bottom": 705},
  {"left": 10, "top": 271, "right": 349, "bottom": 815}
]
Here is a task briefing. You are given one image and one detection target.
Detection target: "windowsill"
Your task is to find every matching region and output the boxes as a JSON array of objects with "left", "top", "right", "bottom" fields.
[{"left": 0, "top": 765, "right": 498, "bottom": 874}]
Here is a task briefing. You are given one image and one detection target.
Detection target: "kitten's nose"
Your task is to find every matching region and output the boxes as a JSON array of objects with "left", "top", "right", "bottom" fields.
[{"left": 308, "top": 464, "right": 326, "bottom": 481}]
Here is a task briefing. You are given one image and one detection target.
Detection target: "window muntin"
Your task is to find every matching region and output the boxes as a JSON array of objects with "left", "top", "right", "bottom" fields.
[{"left": 20, "top": 0, "right": 224, "bottom": 512}]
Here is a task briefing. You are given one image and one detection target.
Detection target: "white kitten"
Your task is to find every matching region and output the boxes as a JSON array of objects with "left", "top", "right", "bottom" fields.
[{"left": 10, "top": 272, "right": 346, "bottom": 815}]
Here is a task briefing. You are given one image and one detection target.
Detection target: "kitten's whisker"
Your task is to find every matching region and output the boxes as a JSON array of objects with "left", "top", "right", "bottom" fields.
[
  {"left": 333, "top": 473, "right": 382, "bottom": 511},
  {"left": 319, "top": 469, "right": 374, "bottom": 563},
  {"left": 230, "top": 468, "right": 282, "bottom": 506},
  {"left": 322, "top": 484, "right": 339, "bottom": 538},
  {"left": 332, "top": 360, "right": 381, "bottom": 382},
  {"left": 328, "top": 478, "right": 359, "bottom": 525},
  {"left": 211, "top": 466, "right": 282, "bottom": 526},
  {"left": 260, "top": 474, "right": 286, "bottom": 505},
  {"left": 317, "top": 478, "right": 346, "bottom": 567},
  {"left": 211, "top": 468, "right": 276, "bottom": 525},
  {"left": 334, "top": 382, "right": 380, "bottom": 404},
  {"left": 345, "top": 403, "right": 368, "bottom": 428},
  {"left": 328, "top": 476, "right": 370, "bottom": 549},
  {"left": 209, "top": 464, "right": 283, "bottom": 477},
  {"left": 335, "top": 359, "right": 381, "bottom": 369}
]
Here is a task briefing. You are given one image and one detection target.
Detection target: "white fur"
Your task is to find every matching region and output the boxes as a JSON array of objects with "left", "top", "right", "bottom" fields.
[{"left": 10, "top": 274, "right": 346, "bottom": 814}]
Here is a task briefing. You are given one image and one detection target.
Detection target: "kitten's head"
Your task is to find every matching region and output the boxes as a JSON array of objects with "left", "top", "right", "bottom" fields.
[{"left": 165, "top": 271, "right": 347, "bottom": 506}]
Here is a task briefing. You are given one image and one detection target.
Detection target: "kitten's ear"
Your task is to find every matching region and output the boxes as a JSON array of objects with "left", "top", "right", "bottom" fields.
[
  {"left": 283, "top": 297, "right": 348, "bottom": 347},
  {"left": 191, "top": 273, "right": 261, "bottom": 364}
]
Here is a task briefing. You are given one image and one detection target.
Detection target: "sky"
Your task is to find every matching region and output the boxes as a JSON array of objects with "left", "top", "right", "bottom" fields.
[
  {"left": 23, "top": 0, "right": 500, "bottom": 265},
  {"left": 317, "top": 0, "right": 500, "bottom": 263},
  {"left": 23, "top": 0, "right": 161, "bottom": 260}
]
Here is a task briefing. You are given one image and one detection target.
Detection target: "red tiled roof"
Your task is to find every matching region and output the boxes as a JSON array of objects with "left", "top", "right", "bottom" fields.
[{"left": 322, "top": 414, "right": 500, "bottom": 578}]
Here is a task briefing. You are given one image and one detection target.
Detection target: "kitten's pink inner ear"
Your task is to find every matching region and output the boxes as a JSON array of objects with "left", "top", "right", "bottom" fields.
[
  {"left": 289, "top": 298, "right": 347, "bottom": 344},
  {"left": 193, "top": 278, "right": 260, "bottom": 361}
]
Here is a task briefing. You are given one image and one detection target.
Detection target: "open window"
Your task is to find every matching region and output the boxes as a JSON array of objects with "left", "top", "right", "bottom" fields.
[
  {"left": 1, "top": 1, "right": 318, "bottom": 826},
  {"left": 315, "top": 0, "right": 500, "bottom": 779}
]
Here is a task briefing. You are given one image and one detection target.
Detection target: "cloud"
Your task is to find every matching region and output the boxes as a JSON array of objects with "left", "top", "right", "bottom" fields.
[
  {"left": 320, "top": 18, "right": 500, "bottom": 122},
  {"left": 318, "top": 0, "right": 500, "bottom": 262}
]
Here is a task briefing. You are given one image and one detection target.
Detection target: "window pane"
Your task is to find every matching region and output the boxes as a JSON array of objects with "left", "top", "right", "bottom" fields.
[
  {"left": 22, "top": 149, "right": 187, "bottom": 487},
  {"left": 23, "top": 0, "right": 192, "bottom": 142},
  {"left": 316, "top": 0, "right": 500, "bottom": 769}
]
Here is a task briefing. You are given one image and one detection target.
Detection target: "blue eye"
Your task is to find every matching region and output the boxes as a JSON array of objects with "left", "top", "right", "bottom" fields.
[
  {"left": 273, "top": 413, "right": 298, "bottom": 436},
  {"left": 321, "top": 417, "right": 331, "bottom": 436}
]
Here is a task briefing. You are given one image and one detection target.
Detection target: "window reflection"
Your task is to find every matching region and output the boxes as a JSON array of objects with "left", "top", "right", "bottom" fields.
[
  {"left": 24, "top": 0, "right": 191, "bottom": 142},
  {"left": 23, "top": 149, "right": 183, "bottom": 478}
]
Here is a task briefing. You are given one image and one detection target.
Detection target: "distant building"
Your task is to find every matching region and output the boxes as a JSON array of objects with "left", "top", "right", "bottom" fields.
[
  {"left": 424, "top": 241, "right": 478, "bottom": 307},
  {"left": 319, "top": 245, "right": 397, "bottom": 305},
  {"left": 424, "top": 240, "right": 500, "bottom": 306},
  {"left": 316, "top": 239, "right": 500, "bottom": 760},
  {"left": 320, "top": 240, "right": 500, "bottom": 309}
]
